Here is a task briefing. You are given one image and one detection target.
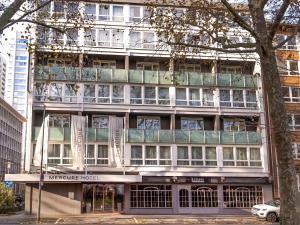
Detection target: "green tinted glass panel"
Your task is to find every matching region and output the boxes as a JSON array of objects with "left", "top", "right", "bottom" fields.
[
  {"left": 144, "top": 130, "right": 159, "bottom": 142},
  {"left": 129, "top": 70, "right": 143, "bottom": 83},
  {"left": 217, "top": 73, "right": 231, "bottom": 87},
  {"left": 203, "top": 73, "right": 216, "bottom": 86},
  {"left": 144, "top": 70, "right": 158, "bottom": 84},
  {"left": 220, "top": 132, "right": 234, "bottom": 144},
  {"left": 231, "top": 74, "right": 244, "bottom": 87},
  {"left": 98, "top": 68, "right": 112, "bottom": 82},
  {"left": 49, "top": 127, "right": 64, "bottom": 141},
  {"left": 189, "top": 72, "right": 203, "bottom": 85},
  {"left": 127, "top": 129, "right": 144, "bottom": 142},
  {"left": 205, "top": 131, "right": 219, "bottom": 144},
  {"left": 159, "top": 130, "right": 173, "bottom": 143},
  {"left": 190, "top": 130, "right": 205, "bottom": 143},
  {"left": 175, "top": 130, "right": 190, "bottom": 143},
  {"left": 113, "top": 69, "right": 127, "bottom": 82},
  {"left": 96, "top": 128, "right": 108, "bottom": 141}
]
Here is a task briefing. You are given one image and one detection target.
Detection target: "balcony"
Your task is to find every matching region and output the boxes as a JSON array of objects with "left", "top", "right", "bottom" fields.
[
  {"left": 126, "top": 129, "right": 262, "bottom": 145},
  {"left": 32, "top": 127, "right": 108, "bottom": 141},
  {"left": 35, "top": 66, "right": 258, "bottom": 88}
]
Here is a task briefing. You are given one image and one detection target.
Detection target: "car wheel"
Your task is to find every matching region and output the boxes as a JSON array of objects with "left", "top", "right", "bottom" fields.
[{"left": 266, "top": 212, "right": 277, "bottom": 222}]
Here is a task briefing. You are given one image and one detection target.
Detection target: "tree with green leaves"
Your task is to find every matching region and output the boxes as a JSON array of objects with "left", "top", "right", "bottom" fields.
[
  {"left": 0, "top": 183, "right": 15, "bottom": 214},
  {"left": 147, "top": 0, "right": 300, "bottom": 224}
]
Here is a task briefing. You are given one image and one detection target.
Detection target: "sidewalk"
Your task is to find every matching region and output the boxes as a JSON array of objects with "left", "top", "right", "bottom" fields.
[{"left": 0, "top": 212, "right": 277, "bottom": 224}]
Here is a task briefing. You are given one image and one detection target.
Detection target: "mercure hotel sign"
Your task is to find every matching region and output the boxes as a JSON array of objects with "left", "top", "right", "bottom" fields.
[
  {"left": 46, "top": 174, "right": 103, "bottom": 182},
  {"left": 4, "top": 174, "right": 142, "bottom": 183}
]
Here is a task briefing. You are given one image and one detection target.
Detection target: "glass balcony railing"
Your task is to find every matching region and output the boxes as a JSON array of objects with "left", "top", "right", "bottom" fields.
[
  {"left": 32, "top": 127, "right": 261, "bottom": 145},
  {"left": 126, "top": 129, "right": 262, "bottom": 145},
  {"left": 32, "top": 127, "right": 108, "bottom": 141},
  {"left": 35, "top": 66, "right": 258, "bottom": 88}
]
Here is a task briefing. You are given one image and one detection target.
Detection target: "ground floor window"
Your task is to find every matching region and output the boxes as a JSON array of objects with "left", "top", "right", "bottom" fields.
[
  {"left": 223, "top": 186, "right": 263, "bottom": 208},
  {"left": 130, "top": 185, "right": 172, "bottom": 208},
  {"left": 191, "top": 186, "right": 218, "bottom": 207}
]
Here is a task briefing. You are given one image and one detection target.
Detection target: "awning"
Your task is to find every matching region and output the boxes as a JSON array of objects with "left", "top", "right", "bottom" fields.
[{"left": 4, "top": 174, "right": 142, "bottom": 183}]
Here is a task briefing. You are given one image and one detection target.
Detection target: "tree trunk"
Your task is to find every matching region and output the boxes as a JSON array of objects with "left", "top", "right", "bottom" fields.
[{"left": 249, "top": 1, "right": 298, "bottom": 224}]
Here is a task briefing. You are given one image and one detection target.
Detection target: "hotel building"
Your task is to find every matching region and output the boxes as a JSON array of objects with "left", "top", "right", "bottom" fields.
[{"left": 5, "top": 1, "right": 273, "bottom": 216}]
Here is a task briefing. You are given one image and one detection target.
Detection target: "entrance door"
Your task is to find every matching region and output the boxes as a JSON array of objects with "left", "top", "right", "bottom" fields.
[
  {"left": 82, "top": 184, "right": 116, "bottom": 213},
  {"left": 177, "top": 185, "right": 191, "bottom": 213},
  {"left": 94, "top": 185, "right": 115, "bottom": 212}
]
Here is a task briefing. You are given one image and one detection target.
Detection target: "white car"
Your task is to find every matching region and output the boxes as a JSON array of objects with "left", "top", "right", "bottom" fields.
[{"left": 251, "top": 200, "right": 280, "bottom": 222}]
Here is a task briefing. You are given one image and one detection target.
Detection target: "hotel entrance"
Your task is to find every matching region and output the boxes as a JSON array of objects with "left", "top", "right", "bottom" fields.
[{"left": 82, "top": 184, "right": 124, "bottom": 213}]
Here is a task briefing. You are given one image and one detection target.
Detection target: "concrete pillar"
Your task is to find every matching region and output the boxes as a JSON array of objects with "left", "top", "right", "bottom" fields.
[
  {"left": 169, "top": 58, "right": 174, "bottom": 72},
  {"left": 172, "top": 185, "right": 178, "bottom": 214},
  {"left": 214, "top": 115, "right": 220, "bottom": 131},
  {"left": 217, "top": 184, "right": 224, "bottom": 214},
  {"left": 211, "top": 60, "right": 217, "bottom": 73},
  {"left": 124, "top": 112, "right": 129, "bottom": 129},
  {"left": 125, "top": 55, "right": 129, "bottom": 70},
  {"left": 170, "top": 114, "right": 175, "bottom": 130},
  {"left": 123, "top": 184, "right": 131, "bottom": 214}
]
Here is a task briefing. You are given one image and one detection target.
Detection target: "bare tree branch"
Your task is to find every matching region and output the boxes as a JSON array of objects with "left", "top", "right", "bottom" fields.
[
  {"left": 0, "top": 0, "right": 26, "bottom": 33},
  {"left": 166, "top": 41, "right": 257, "bottom": 53},
  {"left": 260, "top": 0, "right": 269, "bottom": 8},
  {"left": 18, "top": 19, "right": 65, "bottom": 33},
  {"left": 220, "top": 0, "right": 258, "bottom": 39},
  {"left": 274, "top": 19, "right": 300, "bottom": 49},
  {"left": 0, "top": 0, "right": 53, "bottom": 33},
  {"left": 269, "top": 0, "right": 290, "bottom": 39}
]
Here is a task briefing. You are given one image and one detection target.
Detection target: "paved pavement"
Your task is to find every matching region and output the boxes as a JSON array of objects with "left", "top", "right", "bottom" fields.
[{"left": 0, "top": 212, "right": 279, "bottom": 225}]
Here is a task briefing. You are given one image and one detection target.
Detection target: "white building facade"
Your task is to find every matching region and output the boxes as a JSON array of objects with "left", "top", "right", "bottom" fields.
[
  {"left": 5, "top": 1, "right": 273, "bottom": 216},
  {"left": 0, "top": 55, "right": 6, "bottom": 98}
]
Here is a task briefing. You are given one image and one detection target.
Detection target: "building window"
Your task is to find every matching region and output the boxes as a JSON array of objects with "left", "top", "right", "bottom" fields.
[
  {"left": 130, "top": 185, "right": 172, "bottom": 208},
  {"left": 136, "top": 62, "right": 159, "bottom": 71},
  {"left": 97, "top": 30, "right": 110, "bottom": 46},
  {"left": 84, "top": 84, "right": 96, "bottom": 103},
  {"left": 177, "top": 146, "right": 189, "bottom": 165},
  {"left": 63, "top": 144, "right": 72, "bottom": 164},
  {"left": 137, "top": 117, "right": 160, "bottom": 130},
  {"left": 130, "top": 145, "right": 143, "bottom": 165},
  {"left": 223, "top": 186, "right": 263, "bottom": 208},
  {"left": 292, "top": 143, "right": 300, "bottom": 159},
  {"left": 179, "top": 189, "right": 189, "bottom": 207},
  {"left": 34, "top": 82, "right": 48, "bottom": 101},
  {"left": 145, "top": 146, "right": 157, "bottom": 165},
  {"left": 96, "top": 29, "right": 124, "bottom": 48},
  {"left": 158, "top": 87, "right": 169, "bottom": 104},
  {"left": 288, "top": 114, "right": 300, "bottom": 131},
  {"left": 64, "top": 83, "right": 78, "bottom": 102},
  {"left": 176, "top": 88, "right": 187, "bottom": 105},
  {"left": 112, "top": 85, "right": 124, "bottom": 103},
  {"left": 92, "top": 115, "right": 109, "bottom": 128},
  {"left": 112, "top": 5, "right": 123, "bottom": 21},
  {"left": 86, "top": 144, "right": 95, "bottom": 164},
  {"left": 223, "top": 118, "right": 246, "bottom": 131},
  {"left": 84, "top": 3, "right": 96, "bottom": 19},
  {"left": 181, "top": 117, "right": 204, "bottom": 130},
  {"left": 97, "top": 145, "right": 109, "bottom": 165},
  {"left": 129, "top": 6, "right": 142, "bottom": 22},
  {"left": 98, "top": 85, "right": 110, "bottom": 103},
  {"left": 176, "top": 146, "right": 215, "bottom": 167},
  {"left": 284, "top": 87, "right": 300, "bottom": 102},
  {"left": 202, "top": 89, "right": 214, "bottom": 106},
  {"left": 85, "top": 144, "right": 109, "bottom": 165},
  {"left": 130, "top": 86, "right": 142, "bottom": 104},
  {"left": 130, "top": 145, "right": 171, "bottom": 166},
  {"left": 222, "top": 147, "right": 261, "bottom": 167},
  {"left": 98, "top": 4, "right": 110, "bottom": 20},
  {"left": 191, "top": 186, "right": 218, "bottom": 207},
  {"left": 48, "top": 144, "right": 61, "bottom": 165},
  {"left": 49, "top": 114, "right": 70, "bottom": 127},
  {"left": 205, "top": 147, "right": 217, "bottom": 166}
]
